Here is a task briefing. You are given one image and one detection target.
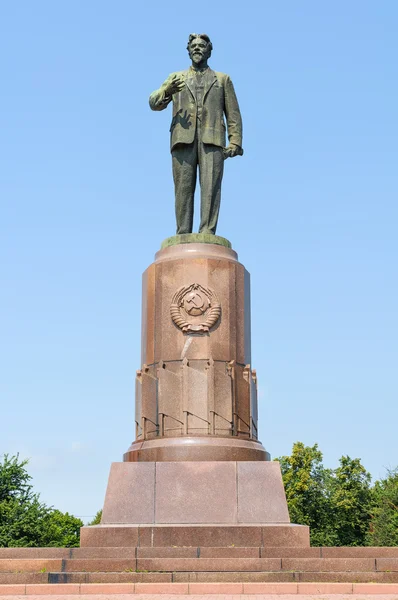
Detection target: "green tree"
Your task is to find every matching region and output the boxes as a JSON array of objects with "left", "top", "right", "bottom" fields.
[
  {"left": 41, "top": 510, "right": 83, "bottom": 548},
  {"left": 329, "top": 455, "right": 372, "bottom": 546},
  {"left": 275, "top": 442, "right": 336, "bottom": 546},
  {"left": 0, "top": 454, "right": 50, "bottom": 547},
  {"left": 368, "top": 469, "right": 398, "bottom": 546},
  {"left": 0, "top": 454, "right": 83, "bottom": 547},
  {"left": 276, "top": 443, "right": 376, "bottom": 546},
  {"left": 87, "top": 509, "right": 102, "bottom": 525},
  {"left": 0, "top": 453, "right": 32, "bottom": 502}
]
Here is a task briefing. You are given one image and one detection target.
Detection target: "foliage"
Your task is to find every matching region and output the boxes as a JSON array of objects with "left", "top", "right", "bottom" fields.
[
  {"left": 276, "top": 442, "right": 336, "bottom": 545},
  {"left": 329, "top": 455, "right": 372, "bottom": 546},
  {"left": 87, "top": 509, "right": 102, "bottom": 526},
  {"left": 0, "top": 454, "right": 83, "bottom": 547},
  {"left": 368, "top": 469, "right": 398, "bottom": 546},
  {"left": 40, "top": 510, "right": 83, "bottom": 547},
  {"left": 0, "top": 454, "right": 34, "bottom": 502},
  {"left": 0, "top": 454, "right": 50, "bottom": 547},
  {"left": 276, "top": 443, "right": 373, "bottom": 546}
]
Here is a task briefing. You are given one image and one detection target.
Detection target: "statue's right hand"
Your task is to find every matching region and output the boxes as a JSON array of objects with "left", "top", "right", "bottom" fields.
[{"left": 165, "top": 74, "right": 185, "bottom": 96}]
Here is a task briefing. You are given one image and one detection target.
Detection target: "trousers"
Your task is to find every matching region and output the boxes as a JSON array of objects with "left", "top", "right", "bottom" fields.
[{"left": 172, "top": 121, "right": 224, "bottom": 235}]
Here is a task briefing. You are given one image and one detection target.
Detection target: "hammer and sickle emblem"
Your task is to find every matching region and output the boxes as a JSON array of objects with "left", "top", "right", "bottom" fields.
[
  {"left": 186, "top": 291, "right": 204, "bottom": 309},
  {"left": 170, "top": 283, "right": 221, "bottom": 334}
]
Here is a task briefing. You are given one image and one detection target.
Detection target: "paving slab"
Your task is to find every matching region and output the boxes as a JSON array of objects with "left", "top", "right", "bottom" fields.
[
  {"left": 137, "top": 558, "right": 282, "bottom": 572},
  {"left": 199, "top": 549, "right": 260, "bottom": 559},
  {"left": 63, "top": 559, "right": 136, "bottom": 572},
  {"left": 298, "top": 571, "right": 398, "bottom": 583},
  {"left": 0, "top": 550, "right": 70, "bottom": 559},
  {"left": 71, "top": 549, "right": 137, "bottom": 559},
  {"left": 282, "top": 558, "right": 376, "bottom": 572},
  {"left": 137, "top": 549, "right": 198, "bottom": 559},
  {"left": 3, "top": 593, "right": 398, "bottom": 599},
  {"left": 173, "top": 572, "right": 296, "bottom": 583},
  {"left": 376, "top": 559, "right": 398, "bottom": 572},
  {"left": 261, "top": 548, "right": 320, "bottom": 559},
  {"left": 0, "top": 560, "right": 63, "bottom": 573},
  {"left": 323, "top": 547, "right": 398, "bottom": 558}
]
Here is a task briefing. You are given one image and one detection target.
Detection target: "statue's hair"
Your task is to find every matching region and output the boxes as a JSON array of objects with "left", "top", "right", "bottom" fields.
[{"left": 187, "top": 33, "right": 213, "bottom": 56}]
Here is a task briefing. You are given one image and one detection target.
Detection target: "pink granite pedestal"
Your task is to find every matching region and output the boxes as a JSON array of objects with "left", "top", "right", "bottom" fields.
[
  {"left": 81, "top": 460, "right": 309, "bottom": 547},
  {"left": 99, "top": 461, "right": 289, "bottom": 525},
  {"left": 81, "top": 240, "right": 309, "bottom": 548},
  {"left": 81, "top": 461, "right": 309, "bottom": 547},
  {"left": 127, "top": 242, "right": 268, "bottom": 462}
]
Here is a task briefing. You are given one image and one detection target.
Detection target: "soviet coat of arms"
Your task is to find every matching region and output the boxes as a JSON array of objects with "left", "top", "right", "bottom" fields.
[{"left": 170, "top": 283, "right": 221, "bottom": 334}]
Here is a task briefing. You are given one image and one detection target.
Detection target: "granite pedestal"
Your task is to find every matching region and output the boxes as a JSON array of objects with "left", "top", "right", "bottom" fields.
[{"left": 81, "top": 238, "right": 309, "bottom": 548}]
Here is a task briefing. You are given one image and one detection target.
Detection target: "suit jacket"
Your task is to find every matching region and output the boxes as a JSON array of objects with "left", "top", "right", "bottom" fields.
[{"left": 149, "top": 68, "right": 243, "bottom": 152}]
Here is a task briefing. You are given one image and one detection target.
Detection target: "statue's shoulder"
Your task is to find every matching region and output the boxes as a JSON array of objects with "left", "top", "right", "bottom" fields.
[{"left": 213, "top": 71, "right": 232, "bottom": 84}]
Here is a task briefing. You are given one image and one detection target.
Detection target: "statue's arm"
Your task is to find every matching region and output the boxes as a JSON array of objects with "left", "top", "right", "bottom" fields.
[
  {"left": 224, "top": 75, "right": 243, "bottom": 149},
  {"left": 149, "top": 76, "right": 173, "bottom": 112}
]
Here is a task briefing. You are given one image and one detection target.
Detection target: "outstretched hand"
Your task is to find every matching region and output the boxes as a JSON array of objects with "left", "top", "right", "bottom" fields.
[
  {"left": 223, "top": 144, "right": 243, "bottom": 159},
  {"left": 166, "top": 74, "right": 185, "bottom": 96}
]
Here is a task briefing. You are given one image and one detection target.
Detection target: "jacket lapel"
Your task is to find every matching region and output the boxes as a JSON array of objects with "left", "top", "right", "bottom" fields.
[
  {"left": 183, "top": 68, "right": 217, "bottom": 103},
  {"left": 203, "top": 69, "right": 217, "bottom": 101},
  {"left": 184, "top": 70, "right": 196, "bottom": 102}
]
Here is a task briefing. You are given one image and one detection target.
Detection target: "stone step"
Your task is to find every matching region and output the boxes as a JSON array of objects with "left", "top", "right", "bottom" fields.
[
  {"left": 0, "top": 572, "right": 172, "bottom": 584},
  {"left": 1, "top": 546, "right": 398, "bottom": 559},
  {"left": 0, "top": 549, "right": 70, "bottom": 559},
  {"left": 1, "top": 569, "right": 398, "bottom": 585},
  {"left": 2, "top": 581, "right": 398, "bottom": 595},
  {"left": 6, "top": 570, "right": 398, "bottom": 584},
  {"left": 174, "top": 571, "right": 398, "bottom": 583},
  {"left": 1, "top": 556, "right": 397, "bottom": 573},
  {"left": 129, "top": 556, "right": 386, "bottom": 574},
  {"left": 80, "top": 524, "right": 309, "bottom": 548},
  {"left": 263, "top": 547, "right": 398, "bottom": 558},
  {"left": 0, "top": 559, "right": 63, "bottom": 572},
  {"left": 134, "top": 557, "right": 398, "bottom": 572},
  {"left": 321, "top": 547, "right": 398, "bottom": 558}
]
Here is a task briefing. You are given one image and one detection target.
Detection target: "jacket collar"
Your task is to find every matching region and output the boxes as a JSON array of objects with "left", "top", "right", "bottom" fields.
[{"left": 184, "top": 68, "right": 217, "bottom": 103}]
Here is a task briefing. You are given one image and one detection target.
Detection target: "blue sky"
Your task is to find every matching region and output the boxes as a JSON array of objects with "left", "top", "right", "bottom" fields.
[{"left": 1, "top": 1, "right": 397, "bottom": 520}]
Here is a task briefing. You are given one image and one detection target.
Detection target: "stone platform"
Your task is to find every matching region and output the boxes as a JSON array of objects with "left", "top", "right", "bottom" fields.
[
  {"left": 0, "top": 546, "right": 398, "bottom": 589},
  {"left": 80, "top": 460, "right": 302, "bottom": 549},
  {"left": 80, "top": 524, "right": 309, "bottom": 549}
]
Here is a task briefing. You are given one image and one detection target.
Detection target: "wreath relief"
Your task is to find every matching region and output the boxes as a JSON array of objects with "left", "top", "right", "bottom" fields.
[{"left": 170, "top": 283, "right": 221, "bottom": 334}]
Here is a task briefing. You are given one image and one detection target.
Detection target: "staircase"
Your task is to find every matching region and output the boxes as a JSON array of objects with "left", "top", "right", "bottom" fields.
[{"left": 0, "top": 545, "right": 398, "bottom": 595}]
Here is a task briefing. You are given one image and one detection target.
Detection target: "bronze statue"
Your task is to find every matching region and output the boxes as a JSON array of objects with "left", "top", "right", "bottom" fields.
[{"left": 149, "top": 34, "right": 243, "bottom": 235}]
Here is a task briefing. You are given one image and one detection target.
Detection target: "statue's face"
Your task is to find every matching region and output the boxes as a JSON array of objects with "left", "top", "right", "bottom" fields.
[{"left": 188, "top": 37, "right": 210, "bottom": 65}]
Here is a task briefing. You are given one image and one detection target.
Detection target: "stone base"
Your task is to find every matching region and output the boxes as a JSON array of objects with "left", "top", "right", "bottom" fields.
[
  {"left": 100, "top": 461, "right": 289, "bottom": 525},
  {"left": 124, "top": 436, "right": 270, "bottom": 462},
  {"left": 80, "top": 523, "right": 310, "bottom": 548},
  {"left": 80, "top": 460, "right": 309, "bottom": 548},
  {"left": 161, "top": 233, "right": 232, "bottom": 249}
]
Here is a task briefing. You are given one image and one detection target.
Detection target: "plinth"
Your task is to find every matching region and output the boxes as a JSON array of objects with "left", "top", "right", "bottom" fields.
[{"left": 81, "top": 237, "right": 309, "bottom": 547}]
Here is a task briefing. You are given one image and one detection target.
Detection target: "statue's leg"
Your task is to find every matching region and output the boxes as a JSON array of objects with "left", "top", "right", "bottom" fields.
[
  {"left": 172, "top": 142, "right": 198, "bottom": 234},
  {"left": 198, "top": 143, "right": 224, "bottom": 235}
]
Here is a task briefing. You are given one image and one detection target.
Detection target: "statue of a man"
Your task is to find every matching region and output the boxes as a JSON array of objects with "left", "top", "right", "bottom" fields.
[{"left": 149, "top": 34, "right": 243, "bottom": 235}]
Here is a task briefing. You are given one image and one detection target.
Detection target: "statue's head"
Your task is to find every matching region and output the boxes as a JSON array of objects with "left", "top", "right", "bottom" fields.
[{"left": 187, "top": 33, "right": 212, "bottom": 66}]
